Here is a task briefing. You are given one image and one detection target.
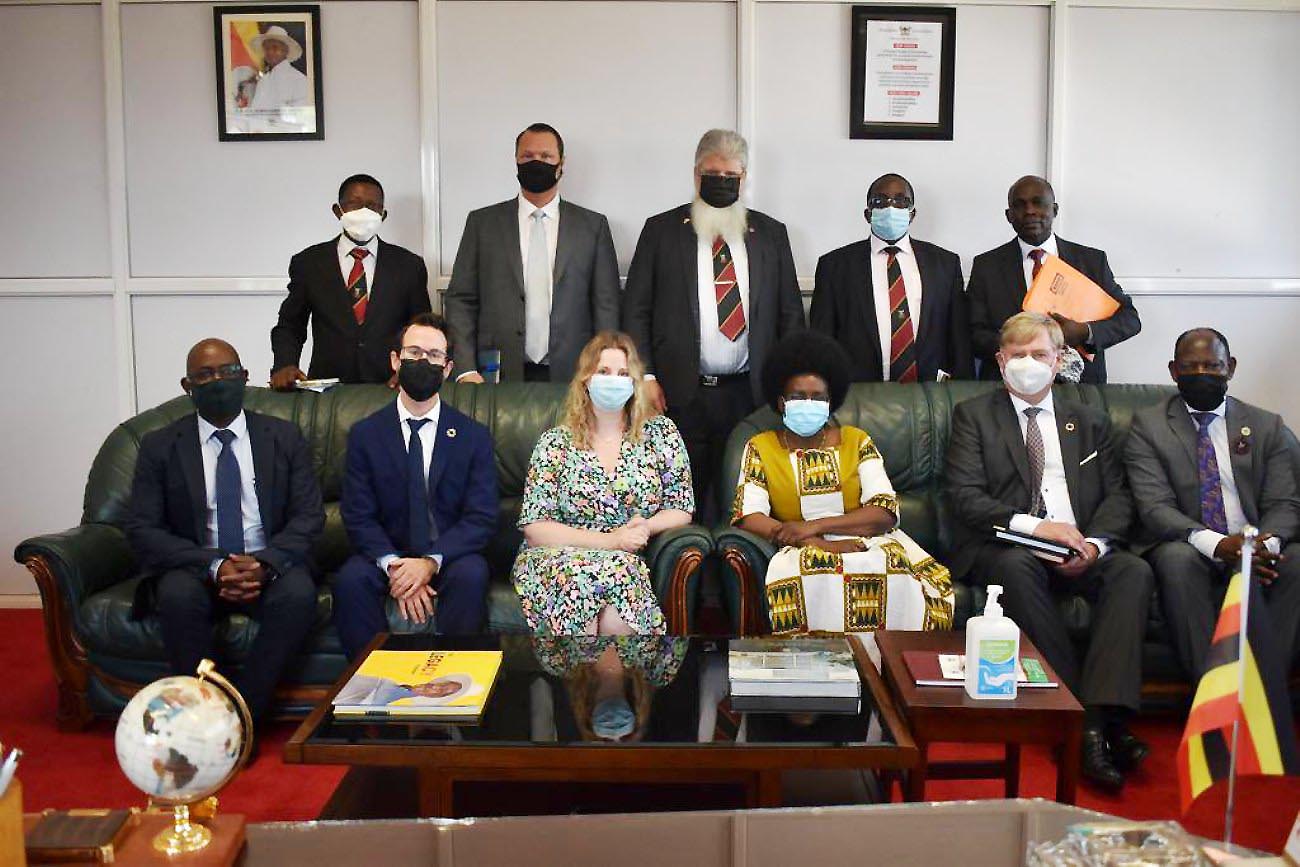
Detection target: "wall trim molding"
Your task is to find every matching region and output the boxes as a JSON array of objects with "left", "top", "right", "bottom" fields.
[{"left": 0, "top": 279, "right": 115, "bottom": 297}]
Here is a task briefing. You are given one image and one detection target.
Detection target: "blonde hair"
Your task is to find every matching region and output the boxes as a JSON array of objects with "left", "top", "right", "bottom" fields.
[
  {"left": 568, "top": 663, "right": 653, "bottom": 743},
  {"left": 1000, "top": 311, "right": 1064, "bottom": 352},
  {"left": 560, "top": 331, "right": 651, "bottom": 449}
]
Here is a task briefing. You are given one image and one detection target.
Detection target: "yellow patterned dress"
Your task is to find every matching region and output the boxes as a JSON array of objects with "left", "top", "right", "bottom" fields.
[{"left": 731, "top": 426, "right": 953, "bottom": 634}]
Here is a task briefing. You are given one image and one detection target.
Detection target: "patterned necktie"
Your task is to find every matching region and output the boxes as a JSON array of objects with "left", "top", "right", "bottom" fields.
[
  {"left": 1023, "top": 407, "right": 1047, "bottom": 518},
  {"left": 407, "top": 418, "right": 433, "bottom": 554},
  {"left": 212, "top": 429, "right": 244, "bottom": 555},
  {"left": 713, "top": 236, "right": 746, "bottom": 341},
  {"left": 883, "top": 246, "right": 917, "bottom": 383},
  {"left": 525, "top": 210, "right": 551, "bottom": 363},
  {"left": 347, "top": 247, "right": 369, "bottom": 325},
  {"left": 1029, "top": 248, "right": 1045, "bottom": 285},
  {"left": 1193, "top": 412, "right": 1229, "bottom": 534}
]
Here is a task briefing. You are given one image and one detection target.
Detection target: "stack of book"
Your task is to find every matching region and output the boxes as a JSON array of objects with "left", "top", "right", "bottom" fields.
[{"left": 727, "top": 638, "right": 861, "bottom": 714}]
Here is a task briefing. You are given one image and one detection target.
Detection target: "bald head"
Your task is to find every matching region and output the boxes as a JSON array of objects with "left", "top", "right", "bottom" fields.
[
  {"left": 1005, "top": 175, "right": 1058, "bottom": 246},
  {"left": 186, "top": 338, "right": 240, "bottom": 375}
]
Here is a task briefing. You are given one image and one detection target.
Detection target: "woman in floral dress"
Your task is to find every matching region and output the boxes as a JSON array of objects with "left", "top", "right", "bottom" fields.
[
  {"left": 513, "top": 331, "right": 694, "bottom": 635},
  {"left": 731, "top": 331, "right": 954, "bottom": 634}
]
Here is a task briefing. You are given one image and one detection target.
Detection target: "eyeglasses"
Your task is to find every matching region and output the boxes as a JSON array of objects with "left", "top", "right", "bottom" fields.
[
  {"left": 400, "top": 346, "right": 448, "bottom": 364},
  {"left": 867, "top": 195, "right": 914, "bottom": 210},
  {"left": 700, "top": 170, "right": 744, "bottom": 179},
  {"left": 783, "top": 392, "right": 830, "bottom": 403},
  {"left": 187, "top": 363, "right": 245, "bottom": 386}
]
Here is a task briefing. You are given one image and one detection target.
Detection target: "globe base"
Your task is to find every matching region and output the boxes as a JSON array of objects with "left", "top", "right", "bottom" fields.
[{"left": 153, "top": 805, "right": 212, "bottom": 855}]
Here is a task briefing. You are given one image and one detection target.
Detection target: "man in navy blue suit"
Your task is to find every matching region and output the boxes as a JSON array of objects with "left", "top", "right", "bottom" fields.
[{"left": 334, "top": 313, "right": 498, "bottom": 658}]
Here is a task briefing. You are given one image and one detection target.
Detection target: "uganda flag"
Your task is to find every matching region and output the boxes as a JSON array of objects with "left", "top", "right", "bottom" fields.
[{"left": 1177, "top": 571, "right": 1300, "bottom": 813}]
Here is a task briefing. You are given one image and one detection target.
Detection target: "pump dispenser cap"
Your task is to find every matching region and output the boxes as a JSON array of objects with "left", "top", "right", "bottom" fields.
[{"left": 985, "top": 585, "right": 1004, "bottom": 618}]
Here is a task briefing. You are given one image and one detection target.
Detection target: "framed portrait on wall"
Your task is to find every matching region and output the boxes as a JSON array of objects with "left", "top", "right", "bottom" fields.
[
  {"left": 214, "top": 5, "right": 324, "bottom": 141},
  {"left": 850, "top": 6, "right": 955, "bottom": 140}
]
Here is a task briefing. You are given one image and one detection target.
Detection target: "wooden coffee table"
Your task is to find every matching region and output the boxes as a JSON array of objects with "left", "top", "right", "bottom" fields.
[
  {"left": 285, "top": 634, "right": 919, "bottom": 818},
  {"left": 874, "top": 630, "right": 1084, "bottom": 804}
]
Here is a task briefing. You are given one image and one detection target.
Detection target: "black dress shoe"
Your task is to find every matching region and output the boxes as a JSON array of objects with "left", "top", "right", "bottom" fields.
[
  {"left": 1081, "top": 729, "right": 1124, "bottom": 791},
  {"left": 1107, "top": 729, "right": 1150, "bottom": 773}
]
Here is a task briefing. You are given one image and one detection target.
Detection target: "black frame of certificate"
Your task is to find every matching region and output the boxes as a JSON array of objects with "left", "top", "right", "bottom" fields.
[
  {"left": 213, "top": 5, "right": 326, "bottom": 142},
  {"left": 849, "top": 6, "right": 956, "bottom": 140}
]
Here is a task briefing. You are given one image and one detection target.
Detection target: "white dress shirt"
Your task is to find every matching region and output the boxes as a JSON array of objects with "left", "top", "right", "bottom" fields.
[
  {"left": 869, "top": 233, "right": 923, "bottom": 381},
  {"left": 696, "top": 229, "right": 751, "bottom": 376},
  {"left": 519, "top": 193, "right": 561, "bottom": 364},
  {"left": 377, "top": 398, "right": 444, "bottom": 573},
  {"left": 337, "top": 234, "right": 378, "bottom": 289},
  {"left": 198, "top": 411, "right": 266, "bottom": 577},
  {"left": 1183, "top": 399, "right": 1280, "bottom": 560},
  {"left": 249, "top": 60, "right": 310, "bottom": 110},
  {"left": 1017, "top": 233, "right": 1059, "bottom": 290},
  {"left": 1006, "top": 392, "right": 1110, "bottom": 557}
]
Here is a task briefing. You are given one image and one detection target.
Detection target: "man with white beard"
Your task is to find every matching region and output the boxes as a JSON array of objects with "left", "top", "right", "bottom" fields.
[{"left": 623, "top": 129, "right": 805, "bottom": 521}]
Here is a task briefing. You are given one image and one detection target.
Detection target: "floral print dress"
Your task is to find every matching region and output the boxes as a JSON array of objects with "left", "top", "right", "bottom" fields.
[{"left": 513, "top": 415, "right": 694, "bottom": 634}]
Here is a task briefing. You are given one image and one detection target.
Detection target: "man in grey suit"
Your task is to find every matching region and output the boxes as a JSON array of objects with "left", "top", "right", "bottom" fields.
[
  {"left": 946, "top": 311, "right": 1153, "bottom": 791},
  {"left": 445, "top": 123, "right": 621, "bottom": 384},
  {"left": 1125, "top": 327, "right": 1300, "bottom": 682}
]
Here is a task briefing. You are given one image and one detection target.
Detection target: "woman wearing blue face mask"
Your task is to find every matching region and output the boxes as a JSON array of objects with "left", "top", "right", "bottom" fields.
[
  {"left": 513, "top": 332, "right": 695, "bottom": 635},
  {"left": 732, "top": 331, "right": 953, "bottom": 634}
]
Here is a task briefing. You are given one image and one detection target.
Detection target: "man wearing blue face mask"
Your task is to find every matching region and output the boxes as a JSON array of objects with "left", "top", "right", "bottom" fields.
[
  {"left": 946, "top": 312, "right": 1154, "bottom": 791},
  {"left": 811, "top": 173, "right": 973, "bottom": 383},
  {"left": 271, "top": 174, "right": 432, "bottom": 390}
]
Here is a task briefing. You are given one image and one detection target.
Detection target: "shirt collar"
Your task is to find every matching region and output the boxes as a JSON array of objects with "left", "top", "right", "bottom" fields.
[
  {"left": 1183, "top": 398, "right": 1227, "bottom": 420},
  {"left": 337, "top": 233, "right": 379, "bottom": 258},
  {"left": 1008, "top": 390, "right": 1055, "bottom": 419},
  {"left": 519, "top": 192, "right": 561, "bottom": 221},
  {"left": 197, "top": 409, "right": 248, "bottom": 443},
  {"left": 397, "top": 395, "right": 441, "bottom": 426},
  {"left": 1017, "top": 233, "right": 1058, "bottom": 261},
  {"left": 870, "top": 233, "right": 914, "bottom": 257}
]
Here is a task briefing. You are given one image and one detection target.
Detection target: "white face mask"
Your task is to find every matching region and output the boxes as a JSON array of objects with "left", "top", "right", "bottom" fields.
[
  {"left": 1002, "top": 355, "right": 1055, "bottom": 395},
  {"left": 339, "top": 207, "right": 383, "bottom": 244}
]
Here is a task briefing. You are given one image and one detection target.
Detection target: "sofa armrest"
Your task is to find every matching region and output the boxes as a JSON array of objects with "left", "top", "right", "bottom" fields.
[
  {"left": 647, "top": 525, "right": 712, "bottom": 635},
  {"left": 713, "top": 526, "right": 777, "bottom": 635}
]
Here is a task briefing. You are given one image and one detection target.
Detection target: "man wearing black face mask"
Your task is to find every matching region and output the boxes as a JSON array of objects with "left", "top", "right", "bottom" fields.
[
  {"left": 124, "top": 339, "right": 323, "bottom": 737},
  {"left": 444, "top": 122, "right": 620, "bottom": 384},
  {"left": 622, "top": 128, "right": 805, "bottom": 519},
  {"left": 1126, "top": 328, "right": 1300, "bottom": 681},
  {"left": 334, "top": 313, "right": 499, "bottom": 658}
]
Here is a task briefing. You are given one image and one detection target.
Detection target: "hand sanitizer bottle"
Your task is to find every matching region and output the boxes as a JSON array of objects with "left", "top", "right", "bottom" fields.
[{"left": 964, "top": 585, "right": 1020, "bottom": 700}]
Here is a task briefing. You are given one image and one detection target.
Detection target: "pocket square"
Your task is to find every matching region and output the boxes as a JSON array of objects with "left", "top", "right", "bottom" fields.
[{"left": 1079, "top": 451, "right": 1098, "bottom": 466}]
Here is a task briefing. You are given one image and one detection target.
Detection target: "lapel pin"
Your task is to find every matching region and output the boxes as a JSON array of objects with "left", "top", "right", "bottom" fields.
[
  {"left": 447, "top": 428, "right": 457, "bottom": 439},
  {"left": 682, "top": 216, "right": 691, "bottom": 224},
  {"left": 1241, "top": 426, "right": 1251, "bottom": 437},
  {"left": 1064, "top": 422, "right": 1076, "bottom": 432}
]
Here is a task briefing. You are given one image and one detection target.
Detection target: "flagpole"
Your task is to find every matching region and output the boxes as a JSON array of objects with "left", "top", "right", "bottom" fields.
[{"left": 1224, "top": 524, "right": 1258, "bottom": 849}]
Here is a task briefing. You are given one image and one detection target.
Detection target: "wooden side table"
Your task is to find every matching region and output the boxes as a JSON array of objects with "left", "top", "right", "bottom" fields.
[{"left": 874, "top": 630, "right": 1084, "bottom": 804}]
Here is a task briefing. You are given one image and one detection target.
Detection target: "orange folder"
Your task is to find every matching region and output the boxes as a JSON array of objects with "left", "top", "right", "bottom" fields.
[{"left": 1022, "top": 254, "right": 1120, "bottom": 322}]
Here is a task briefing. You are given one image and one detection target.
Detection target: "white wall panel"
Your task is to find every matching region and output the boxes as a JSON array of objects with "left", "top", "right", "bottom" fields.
[
  {"left": 436, "top": 1, "right": 738, "bottom": 274},
  {"left": 0, "top": 5, "right": 111, "bottom": 278},
  {"left": 131, "top": 294, "right": 308, "bottom": 411},
  {"left": 0, "top": 297, "right": 119, "bottom": 595},
  {"left": 1065, "top": 9, "right": 1300, "bottom": 277},
  {"left": 121, "top": 1, "right": 423, "bottom": 277},
  {"left": 754, "top": 4, "right": 1049, "bottom": 276},
  {"left": 1106, "top": 294, "right": 1300, "bottom": 426}
]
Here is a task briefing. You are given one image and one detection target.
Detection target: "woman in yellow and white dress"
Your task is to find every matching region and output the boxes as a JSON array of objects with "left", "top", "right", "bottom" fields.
[{"left": 731, "top": 331, "right": 953, "bottom": 634}]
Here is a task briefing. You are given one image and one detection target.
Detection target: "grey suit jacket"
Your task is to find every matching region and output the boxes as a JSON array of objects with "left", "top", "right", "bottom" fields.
[
  {"left": 444, "top": 197, "right": 621, "bottom": 382},
  {"left": 1124, "top": 394, "right": 1300, "bottom": 548}
]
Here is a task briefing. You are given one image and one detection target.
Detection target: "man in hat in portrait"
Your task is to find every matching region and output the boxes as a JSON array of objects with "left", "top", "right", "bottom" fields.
[{"left": 248, "top": 24, "right": 309, "bottom": 115}]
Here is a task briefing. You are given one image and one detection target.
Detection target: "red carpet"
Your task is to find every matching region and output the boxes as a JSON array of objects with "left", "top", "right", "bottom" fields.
[{"left": 3, "top": 610, "right": 1298, "bottom": 852}]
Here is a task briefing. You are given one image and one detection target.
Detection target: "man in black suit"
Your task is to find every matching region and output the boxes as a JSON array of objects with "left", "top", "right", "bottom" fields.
[
  {"left": 810, "top": 173, "right": 973, "bottom": 382},
  {"left": 445, "top": 123, "right": 621, "bottom": 384},
  {"left": 946, "top": 312, "right": 1153, "bottom": 791},
  {"left": 622, "top": 128, "right": 805, "bottom": 516},
  {"left": 1125, "top": 328, "right": 1300, "bottom": 680},
  {"left": 968, "top": 175, "right": 1141, "bottom": 383},
  {"left": 270, "top": 174, "right": 432, "bottom": 389},
  {"left": 125, "top": 339, "right": 323, "bottom": 730}
]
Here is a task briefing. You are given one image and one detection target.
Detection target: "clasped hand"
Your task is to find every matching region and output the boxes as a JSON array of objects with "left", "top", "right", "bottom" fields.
[
  {"left": 216, "top": 554, "right": 266, "bottom": 603},
  {"left": 388, "top": 557, "right": 438, "bottom": 624},
  {"left": 1215, "top": 532, "right": 1282, "bottom": 584},
  {"left": 1032, "top": 521, "right": 1098, "bottom": 578},
  {"left": 609, "top": 516, "right": 651, "bottom": 553}
]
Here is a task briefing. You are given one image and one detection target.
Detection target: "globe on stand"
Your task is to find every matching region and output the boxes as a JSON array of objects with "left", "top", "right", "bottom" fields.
[{"left": 114, "top": 659, "right": 253, "bottom": 855}]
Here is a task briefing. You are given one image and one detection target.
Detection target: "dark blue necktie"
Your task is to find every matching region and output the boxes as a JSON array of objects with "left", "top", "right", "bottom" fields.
[
  {"left": 407, "top": 419, "right": 432, "bottom": 555},
  {"left": 213, "top": 429, "right": 244, "bottom": 555}
]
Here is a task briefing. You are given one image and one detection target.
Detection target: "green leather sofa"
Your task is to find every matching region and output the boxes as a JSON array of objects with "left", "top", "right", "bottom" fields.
[
  {"left": 15, "top": 383, "right": 712, "bottom": 729},
  {"left": 713, "top": 381, "right": 1194, "bottom": 691}
]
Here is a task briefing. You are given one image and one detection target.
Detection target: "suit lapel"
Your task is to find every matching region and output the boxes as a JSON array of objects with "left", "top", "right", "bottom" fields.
[
  {"left": 678, "top": 209, "right": 701, "bottom": 341},
  {"left": 855, "top": 244, "right": 884, "bottom": 375},
  {"left": 175, "top": 416, "right": 208, "bottom": 541},
  {"left": 1225, "top": 398, "right": 1257, "bottom": 520},
  {"left": 502, "top": 200, "right": 525, "bottom": 294},
  {"left": 428, "top": 403, "right": 455, "bottom": 502},
  {"left": 322, "top": 238, "right": 360, "bottom": 332},
  {"left": 246, "top": 413, "right": 275, "bottom": 533},
  {"left": 994, "top": 392, "right": 1033, "bottom": 493},
  {"left": 1057, "top": 402, "right": 1082, "bottom": 519},
  {"left": 552, "top": 200, "right": 577, "bottom": 290},
  {"left": 911, "top": 241, "right": 936, "bottom": 353},
  {"left": 383, "top": 402, "right": 408, "bottom": 484},
  {"left": 1166, "top": 396, "right": 1199, "bottom": 469},
  {"left": 999, "top": 239, "right": 1026, "bottom": 298},
  {"left": 744, "top": 221, "right": 765, "bottom": 333}
]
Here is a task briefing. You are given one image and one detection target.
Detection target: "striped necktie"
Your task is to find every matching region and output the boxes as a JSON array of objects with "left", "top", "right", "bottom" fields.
[
  {"left": 347, "top": 247, "right": 369, "bottom": 325},
  {"left": 713, "top": 237, "right": 746, "bottom": 341},
  {"left": 883, "top": 246, "right": 917, "bottom": 383}
]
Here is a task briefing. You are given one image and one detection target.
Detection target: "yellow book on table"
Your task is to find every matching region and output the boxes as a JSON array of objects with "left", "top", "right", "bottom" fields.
[
  {"left": 1023, "top": 254, "right": 1120, "bottom": 323},
  {"left": 331, "top": 649, "right": 503, "bottom": 721}
]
